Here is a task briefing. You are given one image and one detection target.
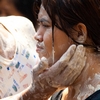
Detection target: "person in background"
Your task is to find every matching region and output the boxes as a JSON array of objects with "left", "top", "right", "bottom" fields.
[
  {"left": 0, "top": 0, "right": 37, "bottom": 29},
  {"left": 0, "top": 16, "right": 39, "bottom": 99}
]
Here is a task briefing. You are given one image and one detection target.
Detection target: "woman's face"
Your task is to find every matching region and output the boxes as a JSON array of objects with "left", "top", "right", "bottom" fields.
[{"left": 34, "top": 5, "right": 73, "bottom": 66}]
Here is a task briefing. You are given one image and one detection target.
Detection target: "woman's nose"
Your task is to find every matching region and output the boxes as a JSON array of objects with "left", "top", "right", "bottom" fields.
[{"left": 34, "top": 32, "right": 43, "bottom": 42}]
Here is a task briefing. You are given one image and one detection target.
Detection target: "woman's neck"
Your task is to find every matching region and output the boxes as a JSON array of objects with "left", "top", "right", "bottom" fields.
[{"left": 63, "top": 50, "right": 100, "bottom": 100}]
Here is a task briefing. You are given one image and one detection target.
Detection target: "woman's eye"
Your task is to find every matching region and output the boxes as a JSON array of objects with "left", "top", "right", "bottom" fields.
[
  {"left": 38, "top": 22, "right": 50, "bottom": 28},
  {"left": 37, "top": 19, "right": 50, "bottom": 28},
  {"left": 43, "top": 24, "right": 49, "bottom": 27},
  {"left": 42, "top": 22, "right": 50, "bottom": 28}
]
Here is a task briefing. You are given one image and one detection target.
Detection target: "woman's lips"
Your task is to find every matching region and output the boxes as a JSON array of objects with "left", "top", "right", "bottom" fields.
[{"left": 36, "top": 43, "right": 44, "bottom": 52}]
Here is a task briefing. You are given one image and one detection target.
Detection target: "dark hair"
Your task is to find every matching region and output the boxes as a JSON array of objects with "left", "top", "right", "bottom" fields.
[
  {"left": 10, "top": 0, "right": 37, "bottom": 29},
  {"left": 34, "top": 0, "right": 100, "bottom": 51}
]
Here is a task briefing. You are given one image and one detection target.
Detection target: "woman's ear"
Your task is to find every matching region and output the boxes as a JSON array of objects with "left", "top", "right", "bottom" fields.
[{"left": 74, "top": 23, "right": 87, "bottom": 43}]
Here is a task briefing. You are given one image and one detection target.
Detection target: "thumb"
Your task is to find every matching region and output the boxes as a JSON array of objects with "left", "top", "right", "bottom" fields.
[{"left": 33, "top": 57, "right": 49, "bottom": 74}]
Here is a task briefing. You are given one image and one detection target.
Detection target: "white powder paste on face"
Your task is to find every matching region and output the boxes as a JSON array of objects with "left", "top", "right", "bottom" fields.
[{"left": 52, "top": 46, "right": 55, "bottom": 63}]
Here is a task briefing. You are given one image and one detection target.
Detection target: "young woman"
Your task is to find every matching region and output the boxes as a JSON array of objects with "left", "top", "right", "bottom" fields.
[
  {"left": 3, "top": 0, "right": 100, "bottom": 99},
  {"left": 35, "top": 0, "right": 100, "bottom": 100}
]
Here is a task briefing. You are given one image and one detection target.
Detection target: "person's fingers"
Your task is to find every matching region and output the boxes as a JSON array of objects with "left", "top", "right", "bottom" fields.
[
  {"left": 56, "top": 45, "right": 85, "bottom": 80},
  {"left": 33, "top": 57, "right": 48, "bottom": 75},
  {"left": 68, "top": 56, "right": 87, "bottom": 85},
  {"left": 52, "top": 45, "right": 86, "bottom": 87},
  {"left": 33, "top": 45, "right": 87, "bottom": 89},
  {"left": 34, "top": 44, "right": 76, "bottom": 78},
  {"left": 64, "top": 45, "right": 85, "bottom": 76},
  {"left": 63, "top": 56, "right": 86, "bottom": 86},
  {"left": 48, "top": 44, "right": 76, "bottom": 76},
  {"left": 62, "top": 45, "right": 86, "bottom": 85},
  {"left": 37, "top": 45, "right": 77, "bottom": 87},
  {"left": 68, "top": 45, "right": 85, "bottom": 67}
]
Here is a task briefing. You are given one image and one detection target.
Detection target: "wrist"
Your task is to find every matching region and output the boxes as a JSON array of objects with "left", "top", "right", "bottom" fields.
[
  {"left": 30, "top": 82, "right": 57, "bottom": 100},
  {"left": 20, "top": 82, "right": 57, "bottom": 100}
]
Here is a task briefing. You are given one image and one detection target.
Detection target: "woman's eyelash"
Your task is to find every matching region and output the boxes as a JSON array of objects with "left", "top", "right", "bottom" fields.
[{"left": 37, "top": 21, "right": 50, "bottom": 27}]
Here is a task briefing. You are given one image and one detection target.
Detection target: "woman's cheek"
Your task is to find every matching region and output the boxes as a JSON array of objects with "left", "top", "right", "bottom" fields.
[
  {"left": 44, "top": 30, "right": 53, "bottom": 54},
  {"left": 54, "top": 38, "right": 73, "bottom": 62}
]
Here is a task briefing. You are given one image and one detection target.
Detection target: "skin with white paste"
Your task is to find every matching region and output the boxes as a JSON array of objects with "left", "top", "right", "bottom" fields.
[{"left": 61, "top": 53, "right": 100, "bottom": 100}]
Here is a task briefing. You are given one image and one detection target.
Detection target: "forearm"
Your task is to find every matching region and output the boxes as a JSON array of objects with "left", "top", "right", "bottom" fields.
[
  {"left": 1, "top": 83, "right": 56, "bottom": 100},
  {"left": 20, "top": 84, "right": 56, "bottom": 100},
  {"left": 16, "top": 81, "right": 56, "bottom": 100}
]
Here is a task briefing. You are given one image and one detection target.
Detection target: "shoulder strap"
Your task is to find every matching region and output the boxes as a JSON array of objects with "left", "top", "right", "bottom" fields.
[{"left": 50, "top": 90, "right": 63, "bottom": 100}]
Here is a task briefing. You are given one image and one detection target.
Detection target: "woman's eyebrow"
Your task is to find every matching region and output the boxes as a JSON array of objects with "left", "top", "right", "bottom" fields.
[{"left": 37, "top": 18, "right": 50, "bottom": 23}]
